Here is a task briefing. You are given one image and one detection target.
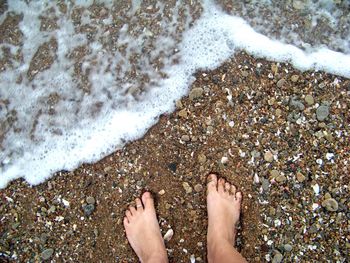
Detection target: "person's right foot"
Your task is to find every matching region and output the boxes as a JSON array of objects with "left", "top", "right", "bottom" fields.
[{"left": 206, "top": 173, "right": 242, "bottom": 246}]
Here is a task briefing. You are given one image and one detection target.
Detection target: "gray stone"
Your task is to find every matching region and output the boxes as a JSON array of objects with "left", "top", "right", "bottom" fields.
[
  {"left": 277, "top": 79, "right": 286, "bottom": 88},
  {"left": 272, "top": 252, "right": 283, "bottom": 263},
  {"left": 86, "top": 196, "right": 95, "bottom": 205},
  {"left": 181, "top": 135, "right": 190, "bottom": 142},
  {"left": 316, "top": 105, "right": 330, "bottom": 121},
  {"left": 322, "top": 198, "right": 338, "bottom": 211},
  {"left": 261, "top": 178, "right": 270, "bottom": 192},
  {"left": 290, "top": 98, "right": 305, "bottom": 111},
  {"left": 41, "top": 248, "right": 54, "bottom": 260},
  {"left": 189, "top": 88, "right": 203, "bottom": 100},
  {"left": 40, "top": 233, "right": 49, "bottom": 244},
  {"left": 83, "top": 204, "right": 95, "bottom": 216},
  {"left": 284, "top": 244, "right": 293, "bottom": 252}
]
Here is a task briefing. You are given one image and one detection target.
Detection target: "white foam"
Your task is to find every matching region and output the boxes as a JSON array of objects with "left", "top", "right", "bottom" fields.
[{"left": 0, "top": 0, "right": 349, "bottom": 188}]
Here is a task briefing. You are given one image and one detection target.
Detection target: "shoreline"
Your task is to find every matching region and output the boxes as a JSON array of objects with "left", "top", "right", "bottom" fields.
[{"left": 1, "top": 52, "right": 349, "bottom": 262}]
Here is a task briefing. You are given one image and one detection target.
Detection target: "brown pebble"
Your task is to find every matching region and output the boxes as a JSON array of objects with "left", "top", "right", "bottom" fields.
[
  {"left": 182, "top": 182, "right": 193, "bottom": 194},
  {"left": 276, "top": 174, "right": 286, "bottom": 183},
  {"left": 264, "top": 151, "right": 274, "bottom": 162},
  {"left": 178, "top": 109, "right": 188, "bottom": 118},
  {"left": 291, "top": 75, "right": 299, "bottom": 82},
  {"left": 296, "top": 172, "right": 306, "bottom": 182},
  {"left": 194, "top": 184, "right": 203, "bottom": 192},
  {"left": 198, "top": 154, "right": 207, "bottom": 164}
]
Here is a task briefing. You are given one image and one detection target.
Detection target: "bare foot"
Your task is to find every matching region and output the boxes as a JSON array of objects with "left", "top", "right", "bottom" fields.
[
  {"left": 123, "top": 192, "right": 168, "bottom": 263},
  {"left": 207, "top": 173, "right": 242, "bottom": 247}
]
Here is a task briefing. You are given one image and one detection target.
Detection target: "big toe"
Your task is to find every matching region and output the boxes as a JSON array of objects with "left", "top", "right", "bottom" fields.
[
  {"left": 141, "top": 191, "right": 155, "bottom": 210},
  {"left": 207, "top": 174, "right": 218, "bottom": 193}
]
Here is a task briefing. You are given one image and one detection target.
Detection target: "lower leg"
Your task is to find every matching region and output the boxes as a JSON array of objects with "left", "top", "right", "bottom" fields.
[{"left": 206, "top": 174, "right": 248, "bottom": 263}]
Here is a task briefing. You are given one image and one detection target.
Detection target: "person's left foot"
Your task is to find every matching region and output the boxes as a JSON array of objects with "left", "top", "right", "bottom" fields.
[{"left": 123, "top": 192, "right": 168, "bottom": 263}]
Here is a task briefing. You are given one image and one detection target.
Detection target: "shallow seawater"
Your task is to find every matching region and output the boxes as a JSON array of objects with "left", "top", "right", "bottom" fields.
[{"left": 0, "top": 0, "right": 349, "bottom": 187}]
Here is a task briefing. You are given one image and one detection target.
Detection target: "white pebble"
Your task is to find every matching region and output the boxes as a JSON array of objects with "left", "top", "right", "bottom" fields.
[
  {"left": 312, "top": 184, "right": 320, "bottom": 195},
  {"left": 62, "top": 199, "right": 70, "bottom": 207},
  {"left": 221, "top": 156, "right": 229, "bottom": 164},
  {"left": 326, "top": 153, "right": 334, "bottom": 160},
  {"left": 163, "top": 229, "right": 174, "bottom": 242},
  {"left": 312, "top": 203, "right": 319, "bottom": 210}
]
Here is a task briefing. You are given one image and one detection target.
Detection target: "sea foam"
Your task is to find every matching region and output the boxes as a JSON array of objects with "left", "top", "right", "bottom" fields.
[{"left": 0, "top": 0, "right": 349, "bottom": 188}]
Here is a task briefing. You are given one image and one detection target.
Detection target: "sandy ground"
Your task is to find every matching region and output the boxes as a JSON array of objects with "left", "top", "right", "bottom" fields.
[{"left": 1, "top": 52, "right": 350, "bottom": 262}]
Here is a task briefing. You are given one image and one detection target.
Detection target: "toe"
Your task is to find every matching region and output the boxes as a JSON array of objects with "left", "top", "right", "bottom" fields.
[
  {"left": 141, "top": 192, "right": 155, "bottom": 210},
  {"left": 129, "top": 205, "right": 137, "bottom": 215},
  {"left": 231, "top": 185, "right": 236, "bottom": 196},
  {"left": 207, "top": 174, "right": 218, "bottom": 193},
  {"left": 126, "top": 210, "right": 132, "bottom": 221},
  {"left": 135, "top": 198, "right": 143, "bottom": 211},
  {"left": 225, "top": 182, "right": 231, "bottom": 193},
  {"left": 236, "top": 191, "right": 242, "bottom": 202},
  {"left": 218, "top": 178, "right": 225, "bottom": 194}
]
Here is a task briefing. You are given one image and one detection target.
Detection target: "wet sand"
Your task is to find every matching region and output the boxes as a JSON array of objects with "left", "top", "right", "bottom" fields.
[{"left": 1, "top": 52, "right": 349, "bottom": 262}]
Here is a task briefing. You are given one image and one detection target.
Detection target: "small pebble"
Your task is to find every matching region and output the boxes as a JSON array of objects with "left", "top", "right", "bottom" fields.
[
  {"left": 158, "top": 189, "right": 165, "bottom": 195},
  {"left": 198, "top": 154, "right": 207, "bottom": 164},
  {"left": 276, "top": 174, "right": 286, "bottom": 183},
  {"left": 194, "top": 184, "right": 203, "bottom": 192},
  {"left": 304, "top": 95, "right": 314, "bottom": 105},
  {"left": 270, "top": 170, "right": 279, "bottom": 178},
  {"left": 189, "top": 87, "right": 203, "bottom": 100},
  {"left": 182, "top": 182, "right": 193, "bottom": 194},
  {"left": 41, "top": 248, "right": 54, "bottom": 260},
  {"left": 261, "top": 178, "right": 270, "bottom": 192},
  {"left": 272, "top": 252, "right": 283, "bottom": 263},
  {"left": 276, "top": 79, "right": 286, "bottom": 88},
  {"left": 178, "top": 109, "right": 188, "bottom": 118},
  {"left": 291, "top": 75, "right": 299, "bottom": 82},
  {"left": 296, "top": 172, "right": 306, "bottom": 182},
  {"left": 322, "top": 198, "right": 338, "bottom": 211},
  {"left": 163, "top": 228, "right": 174, "bottom": 242},
  {"left": 181, "top": 135, "right": 190, "bottom": 142},
  {"left": 83, "top": 204, "right": 95, "bottom": 216},
  {"left": 86, "top": 196, "right": 95, "bottom": 205},
  {"left": 264, "top": 151, "right": 274, "bottom": 162},
  {"left": 316, "top": 105, "right": 330, "bottom": 121},
  {"left": 275, "top": 109, "right": 282, "bottom": 116},
  {"left": 221, "top": 156, "right": 229, "bottom": 164},
  {"left": 284, "top": 244, "right": 293, "bottom": 252}
]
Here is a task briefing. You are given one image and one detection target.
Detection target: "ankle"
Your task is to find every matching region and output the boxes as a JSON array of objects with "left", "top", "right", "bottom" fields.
[
  {"left": 207, "top": 237, "right": 234, "bottom": 263},
  {"left": 142, "top": 252, "right": 168, "bottom": 263},
  {"left": 207, "top": 229, "right": 235, "bottom": 246}
]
